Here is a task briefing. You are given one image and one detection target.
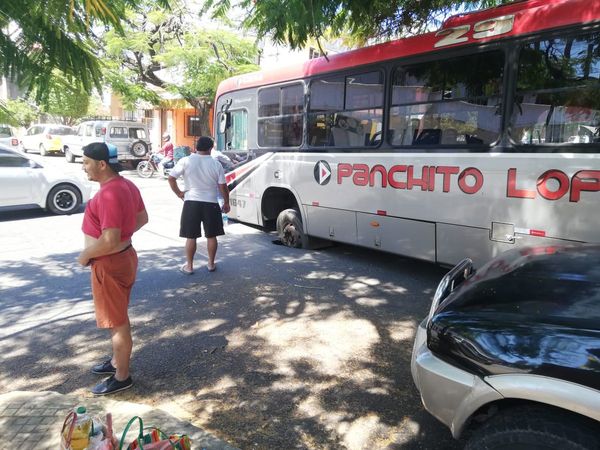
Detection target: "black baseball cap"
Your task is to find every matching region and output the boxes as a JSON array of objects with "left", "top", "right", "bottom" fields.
[
  {"left": 196, "top": 136, "right": 214, "bottom": 152},
  {"left": 83, "top": 142, "right": 123, "bottom": 172}
]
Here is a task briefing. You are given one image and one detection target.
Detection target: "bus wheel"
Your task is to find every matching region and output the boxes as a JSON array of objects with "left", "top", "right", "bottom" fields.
[{"left": 276, "top": 208, "right": 307, "bottom": 248}]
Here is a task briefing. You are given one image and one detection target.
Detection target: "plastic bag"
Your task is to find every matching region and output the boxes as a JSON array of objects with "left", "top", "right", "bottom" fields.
[
  {"left": 119, "top": 416, "right": 192, "bottom": 450},
  {"left": 88, "top": 413, "right": 117, "bottom": 450},
  {"left": 60, "top": 409, "right": 116, "bottom": 450}
]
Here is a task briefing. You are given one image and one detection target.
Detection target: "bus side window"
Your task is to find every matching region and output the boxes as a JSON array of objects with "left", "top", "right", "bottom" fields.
[
  {"left": 510, "top": 31, "right": 600, "bottom": 147},
  {"left": 413, "top": 129, "right": 441, "bottom": 145},
  {"left": 308, "top": 71, "right": 383, "bottom": 148},
  {"left": 389, "top": 50, "right": 504, "bottom": 149},
  {"left": 257, "top": 84, "right": 304, "bottom": 148}
]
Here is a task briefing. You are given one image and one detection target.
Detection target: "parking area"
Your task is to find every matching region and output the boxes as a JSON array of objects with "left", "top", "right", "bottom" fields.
[{"left": 0, "top": 154, "right": 461, "bottom": 449}]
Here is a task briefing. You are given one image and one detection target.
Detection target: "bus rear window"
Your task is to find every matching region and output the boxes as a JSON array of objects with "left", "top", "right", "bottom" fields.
[
  {"left": 389, "top": 51, "right": 504, "bottom": 148},
  {"left": 511, "top": 32, "right": 600, "bottom": 147}
]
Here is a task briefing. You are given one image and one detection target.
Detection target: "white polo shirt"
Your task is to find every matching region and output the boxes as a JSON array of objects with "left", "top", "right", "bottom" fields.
[{"left": 170, "top": 153, "right": 226, "bottom": 203}]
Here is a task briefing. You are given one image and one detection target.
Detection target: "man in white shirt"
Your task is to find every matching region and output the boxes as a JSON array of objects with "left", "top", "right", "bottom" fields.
[{"left": 168, "top": 136, "right": 230, "bottom": 274}]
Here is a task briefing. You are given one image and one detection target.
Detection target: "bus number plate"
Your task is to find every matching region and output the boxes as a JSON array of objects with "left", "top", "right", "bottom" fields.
[
  {"left": 435, "top": 14, "right": 515, "bottom": 48},
  {"left": 231, "top": 198, "right": 246, "bottom": 208}
]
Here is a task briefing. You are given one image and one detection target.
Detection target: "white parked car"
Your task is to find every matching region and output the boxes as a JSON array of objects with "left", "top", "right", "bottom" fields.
[{"left": 0, "top": 145, "right": 92, "bottom": 214}]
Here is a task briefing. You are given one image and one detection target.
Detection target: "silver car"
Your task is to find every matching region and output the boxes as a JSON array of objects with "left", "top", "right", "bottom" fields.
[{"left": 62, "top": 119, "right": 151, "bottom": 163}]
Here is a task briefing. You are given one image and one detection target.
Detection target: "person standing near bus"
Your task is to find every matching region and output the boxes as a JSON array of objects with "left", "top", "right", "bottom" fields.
[
  {"left": 78, "top": 142, "right": 148, "bottom": 395},
  {"left": 168, "top": 136, "right": 230, "bottom": 274}
]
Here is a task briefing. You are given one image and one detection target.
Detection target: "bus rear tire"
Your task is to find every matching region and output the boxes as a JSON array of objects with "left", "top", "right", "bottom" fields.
[{"left": 276, "top": 208, "right": 308, "bottom": 248}]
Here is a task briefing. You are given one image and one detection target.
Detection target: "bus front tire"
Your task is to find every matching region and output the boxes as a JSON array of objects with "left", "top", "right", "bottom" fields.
[{"left": 276, "top": 209, "right": 308, "bottom": 248}]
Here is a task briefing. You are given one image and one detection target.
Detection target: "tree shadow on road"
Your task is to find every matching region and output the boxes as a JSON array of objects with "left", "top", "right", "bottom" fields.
[{"left": 0, "top": 227, "right": 462, "bottom": 449}]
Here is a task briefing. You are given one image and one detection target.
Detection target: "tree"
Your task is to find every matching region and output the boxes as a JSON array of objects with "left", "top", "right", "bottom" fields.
[
  {"left": 103, "top": 4, "right": 259, "bottom": 135},
  {"left": 36, "top": 71, "right": 91, "bottom": 126},
  {"left": 0, "top": 99, "right": 38, "bottom": 127},
  {"left": 0, "top": 0, "right": 170, "bottom": 103},
  {"left": 202, "top": 0, "right": 513, "bottom": 49}
]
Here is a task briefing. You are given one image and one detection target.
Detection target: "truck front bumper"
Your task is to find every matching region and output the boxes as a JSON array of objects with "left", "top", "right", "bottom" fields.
[{"left": 410, "top": 320, "right": 502, "bottom": 438}]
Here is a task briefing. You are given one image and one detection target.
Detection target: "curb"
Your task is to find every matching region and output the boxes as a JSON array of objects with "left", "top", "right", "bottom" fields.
[{"left": 0, "top": 391, "right": 238, "bottom": 450}]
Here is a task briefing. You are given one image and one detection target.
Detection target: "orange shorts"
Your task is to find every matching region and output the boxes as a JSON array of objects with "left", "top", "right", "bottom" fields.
[{"left": 90, "top": 246, "right": 138, "bottom": 328}]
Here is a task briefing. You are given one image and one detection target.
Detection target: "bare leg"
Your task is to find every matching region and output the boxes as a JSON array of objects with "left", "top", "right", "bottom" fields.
[
  {"left": 207, "top": 237, "right": 218, "bottom": 269},
  {"left": 185, "top": 238, "right": 197, "bottom": 271},
  {"left": 110, "top": 322, "right": 132, "bottom": 381}
]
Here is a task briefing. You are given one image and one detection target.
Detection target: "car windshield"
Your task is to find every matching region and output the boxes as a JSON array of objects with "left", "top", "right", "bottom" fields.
[
  {"left": 49, "top": 127, "right": 74, "bottom": 135},
  {"left": 0, "top": 126, "right": 12, "bottom": 137}
]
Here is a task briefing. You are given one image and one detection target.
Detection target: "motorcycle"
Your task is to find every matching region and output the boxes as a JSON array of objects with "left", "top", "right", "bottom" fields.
[{"left": 136, "top": 152, "right": 174, "bottom": 178}]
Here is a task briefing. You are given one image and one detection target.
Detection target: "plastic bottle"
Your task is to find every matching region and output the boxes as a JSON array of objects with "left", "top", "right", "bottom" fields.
[
  {"left": 218, "top": 195, "right": 228, "bottom": 226},
  {"left": 64, "top": 406, "right": 92, "bottom": 450}
]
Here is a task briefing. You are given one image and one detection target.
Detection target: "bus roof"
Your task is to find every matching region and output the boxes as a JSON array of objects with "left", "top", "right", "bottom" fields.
[{"left": 216, "top": 0, "right": 600, "bottom": 99}]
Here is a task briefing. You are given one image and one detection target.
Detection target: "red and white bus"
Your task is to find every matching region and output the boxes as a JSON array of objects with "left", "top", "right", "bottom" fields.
[{"left": 214, "top": 0, "right": 600, "bottom": 267}]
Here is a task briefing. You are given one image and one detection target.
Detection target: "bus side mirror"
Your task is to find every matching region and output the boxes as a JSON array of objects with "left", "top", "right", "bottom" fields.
[{"left": 219, "top": 113, "right": 229, "bottom": 134}]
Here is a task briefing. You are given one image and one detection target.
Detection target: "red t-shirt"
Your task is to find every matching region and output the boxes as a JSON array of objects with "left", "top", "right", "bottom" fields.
[
  {"left": 82, "top": 176, "right": 146, "bottom": 241},
  {"left": 161, "top": 142, "right": 174, "bottom": 159}
]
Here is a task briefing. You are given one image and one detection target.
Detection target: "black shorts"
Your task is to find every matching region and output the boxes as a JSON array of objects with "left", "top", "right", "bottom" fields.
[{"left": 180, "top": 201, "right": 224, "bottom": 239}]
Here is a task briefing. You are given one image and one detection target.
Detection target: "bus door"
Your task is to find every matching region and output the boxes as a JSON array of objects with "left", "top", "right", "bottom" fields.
[{"left": 216, "top": 107, "right": 259, "bottom": 223}]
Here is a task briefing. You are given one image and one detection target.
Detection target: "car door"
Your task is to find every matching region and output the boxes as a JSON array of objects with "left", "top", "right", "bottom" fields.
[
  {"left": 21, "top": 126, "right": 37, "bottom": 151},
  {"left": 107, "top": 125, "right": 130, "bottom": 156},
  {"left": 70, "top": 125, "right": 86, "bottom": 156},
  {"left": 0, "top": 150, "right": 37, "bottom": 206},
  {"left": 83, "top": 123, "right": 95, "bottom": 147}
]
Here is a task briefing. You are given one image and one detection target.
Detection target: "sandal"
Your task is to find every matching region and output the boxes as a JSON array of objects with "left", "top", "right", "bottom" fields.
[
  {"left": 179, "top": 264, "right": 194, "bottom": 275},
  {"left": 207, "top": 264, "right": 217, "bottom": 272}
]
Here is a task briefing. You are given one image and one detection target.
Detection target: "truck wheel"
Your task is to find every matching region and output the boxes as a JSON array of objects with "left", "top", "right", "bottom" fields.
[
  {"left": 276, "top": 208, "right": 308, "bottom": 248},
  {"left": 130, "top": 141, "right": 148, "bottom": 157},
  {"left": 465, "top": 406, "right": 600, "bottom": 450},
  {"left": 65, "top": 148, "right": 75, "bottom": 163},
  {"left": 47, "top": 184, "right": 82, "bottom": 215}
]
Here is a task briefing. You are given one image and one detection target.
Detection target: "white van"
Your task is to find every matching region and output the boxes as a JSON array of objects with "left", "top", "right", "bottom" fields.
[{"left": 62, "top": 119, "right": 151, "bottom": 163}]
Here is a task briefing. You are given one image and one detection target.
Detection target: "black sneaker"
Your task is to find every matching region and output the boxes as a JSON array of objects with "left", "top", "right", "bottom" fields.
[
  {"left": 91, "top": 359, "right": 116, "bottom": 375},
  {"left": 91, "top": 375, "right": 133, "bottom": 396}
]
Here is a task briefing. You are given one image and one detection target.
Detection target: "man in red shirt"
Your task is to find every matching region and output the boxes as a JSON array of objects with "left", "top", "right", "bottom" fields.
[
  {"left": 159, "top": 132, "right": 174, "bottom": 175},
  {"left": 78, "top": 142, "right": 148, "bottom": 395}
]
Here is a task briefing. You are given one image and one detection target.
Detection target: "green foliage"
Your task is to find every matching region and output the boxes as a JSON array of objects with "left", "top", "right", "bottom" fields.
[
  {"left": 0, "top": 0, "right": 172, "bottom": 102},
  {"left": 102, "top": 5, "right": 259, "bottom": 108},
  {"left": 0, "top": 99, "right": 38, "bottom": 127},
  {"left": 158, "top": 29, "right": 259, "bottom": 100},
  {"left": 202, "top": 0, "right": 512, "bottom": 48},
  {"left": 36, "top": 71, "right": 90, "bottom": 125},
  {"left": 104, "top": 62, "right": 163, "bottom": 111}
]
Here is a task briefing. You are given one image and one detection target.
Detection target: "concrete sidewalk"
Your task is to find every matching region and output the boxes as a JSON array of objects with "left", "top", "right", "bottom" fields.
[{"left": 0, "top": 391, "right": 238, "bottom": 450}]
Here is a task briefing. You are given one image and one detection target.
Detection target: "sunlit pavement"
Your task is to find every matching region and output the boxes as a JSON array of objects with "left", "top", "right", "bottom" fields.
[{"left": 0, "top": 153, "right": 461, "bottom": 449}]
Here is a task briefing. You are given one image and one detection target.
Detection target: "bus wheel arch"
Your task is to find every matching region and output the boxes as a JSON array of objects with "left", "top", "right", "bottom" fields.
[
  {"left": 261, "top": 187, "right": 301, "bottom": 230},
  {"left": 276, "top": 208, "right": 308, "bottom": 248}
]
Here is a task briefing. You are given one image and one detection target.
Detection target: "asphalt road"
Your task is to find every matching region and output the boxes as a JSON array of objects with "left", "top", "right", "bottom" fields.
[{"left": 0, "top": 152, "right": 462, "bottom": 449}]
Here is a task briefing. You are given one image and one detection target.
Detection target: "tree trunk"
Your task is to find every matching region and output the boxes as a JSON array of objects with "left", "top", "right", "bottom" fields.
[{"left": 183, "top": 96, "right": 213, "bottom": 137}]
